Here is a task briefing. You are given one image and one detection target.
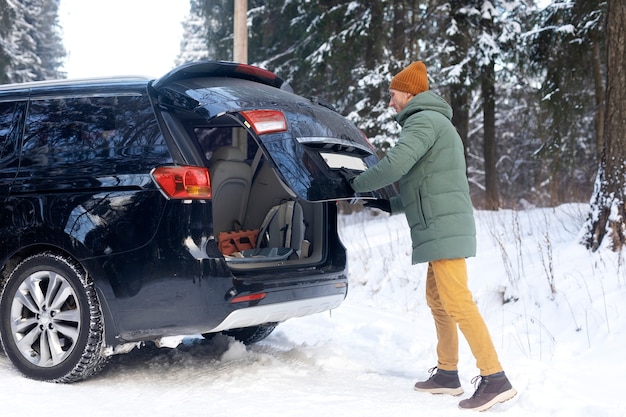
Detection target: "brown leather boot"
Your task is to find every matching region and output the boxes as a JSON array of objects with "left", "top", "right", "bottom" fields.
[
  {"left": 458, "top": 372, "right": 517, "bottom": 411},
  {"left": 414, "top": 367, "right": 464, "bottom": 396}
]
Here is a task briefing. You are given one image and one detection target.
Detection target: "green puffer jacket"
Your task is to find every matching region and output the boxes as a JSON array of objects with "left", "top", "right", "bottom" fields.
[{"left": 351, "top": 90, "right": 476, "bottom": 264}]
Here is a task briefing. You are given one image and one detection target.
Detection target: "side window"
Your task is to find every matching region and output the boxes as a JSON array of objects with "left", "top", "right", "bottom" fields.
[
  {"left": 23, "top": 95, "right": 172, "bottom": 169},
  {"left": 0, "top": 102, "right": 17, "bottom": 160}
]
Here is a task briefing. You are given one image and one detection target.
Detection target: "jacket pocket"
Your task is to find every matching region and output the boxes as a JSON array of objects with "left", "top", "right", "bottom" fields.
[
  {"left": 403, "top": 188, "right": 427, "bottom": 230},
  {"left": 416, "top": 190, "right": 428, "bottom": 227}
]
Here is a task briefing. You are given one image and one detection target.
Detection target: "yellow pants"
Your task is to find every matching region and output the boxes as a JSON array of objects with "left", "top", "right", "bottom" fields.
[{"left": 426, "top": 258, "right": 503, "bottom": 376}]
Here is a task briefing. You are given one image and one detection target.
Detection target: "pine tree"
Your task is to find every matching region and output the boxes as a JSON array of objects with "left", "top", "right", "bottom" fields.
[
  {"left": 176, "top": 0, "right": 210, "bottom": 65},
  {"left": 0, "top": 0, "right": 65, "bottom": 83},
  {"left": 425, "top": 0, "right": 532, "bottom": 209},
  {"left": 0, "top": 0, "right": 13, "bottom": 83},
  {"left": 527, "top": 0, "right": 605, "bottom": 205},
  {"left": 177, "top": 0, "right": 237, "bottom": 64},
  {"left": 174, "top": 0, "right": 606, "bottom": 209}
]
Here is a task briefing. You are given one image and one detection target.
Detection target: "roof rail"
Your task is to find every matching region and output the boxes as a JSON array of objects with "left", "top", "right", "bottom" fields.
[{"left": 0, "top": 75, "right": 152, "bottom": 91}]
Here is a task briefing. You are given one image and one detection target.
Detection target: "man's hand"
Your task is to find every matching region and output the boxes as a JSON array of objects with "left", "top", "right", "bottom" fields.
[
  {"left": 337, "top": 167, "right": 357, "bottom": 184},
  {"left": 364, "top": 199, "right": 391, "bottom": 213}
]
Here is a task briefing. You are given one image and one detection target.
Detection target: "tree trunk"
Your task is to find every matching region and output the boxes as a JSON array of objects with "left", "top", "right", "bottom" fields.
[
  {"left": 451, "top": 89, "right": 469, "bottom": 153},
  {"left": 584, "top": 0, "right": 626, "bottom": 251},
  {"left": 482, "top": 60, "right": 499, "bottom": 210},
  {"left": 390, "top": 0, "right": 407, "bottom": 61},
  {"left": 591, "top": 34, "right": 605, "bottom": 163},
  {"left": 447, "top": 0, "right": 471, "bottom": 159}
]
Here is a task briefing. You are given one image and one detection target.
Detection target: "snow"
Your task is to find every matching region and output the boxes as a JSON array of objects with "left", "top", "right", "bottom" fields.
[{"left": 2, "top": 203, "right": 625, "bottom": 416}]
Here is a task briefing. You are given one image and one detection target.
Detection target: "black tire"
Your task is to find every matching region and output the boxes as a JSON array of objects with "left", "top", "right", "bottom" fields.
[
  {"left": 223, "top": 323, "right": 277, "bottom": 345},
  {"left": 0, "top": 252, "right": 107, "bottom": 382}
]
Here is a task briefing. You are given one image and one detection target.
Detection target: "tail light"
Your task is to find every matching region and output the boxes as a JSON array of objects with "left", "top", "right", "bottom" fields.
[
  {"left": 230, "top": 292, "right": 267, "bottom": 303},
  {"left": 151, "top": 166, "right": 212, "bottom": 199},
  {"left": 241, "top": 109, "right": 287, "bottom": 135},
  {"left": 234, "top": 64, "right": 279, "bottom": 83}
]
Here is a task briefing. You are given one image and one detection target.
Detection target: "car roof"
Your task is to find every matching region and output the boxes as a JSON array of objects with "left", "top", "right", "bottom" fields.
[
  {"left": 0, "top": 61, "right": 289, "bottom": 100},
  {"left": 0, "top": 76, "right": 152, "bottom": 101}
]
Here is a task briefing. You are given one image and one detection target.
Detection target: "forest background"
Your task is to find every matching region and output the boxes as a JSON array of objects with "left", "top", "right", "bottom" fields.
[{"left": 0, "top": 0, "right": 616, "bottom": 212}]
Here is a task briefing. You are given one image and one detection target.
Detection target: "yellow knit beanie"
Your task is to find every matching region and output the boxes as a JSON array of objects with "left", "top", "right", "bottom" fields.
[{"left": 390, "top": 61, "right": 429, "bottom": 95}]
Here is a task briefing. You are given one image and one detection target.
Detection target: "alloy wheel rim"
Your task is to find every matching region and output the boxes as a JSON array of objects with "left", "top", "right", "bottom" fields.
[{"left": 10, "top": 270, "right": 81, "bottom": 367}]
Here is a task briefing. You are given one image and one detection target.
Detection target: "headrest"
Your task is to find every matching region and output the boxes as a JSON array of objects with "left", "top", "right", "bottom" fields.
[{"left": 210, "top": 147, "right": 246, "bottom": 163}]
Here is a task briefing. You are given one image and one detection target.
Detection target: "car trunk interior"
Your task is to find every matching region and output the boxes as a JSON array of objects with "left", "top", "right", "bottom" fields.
[{"left": 196, "top": 119, "right": 327, "bottom": 269}]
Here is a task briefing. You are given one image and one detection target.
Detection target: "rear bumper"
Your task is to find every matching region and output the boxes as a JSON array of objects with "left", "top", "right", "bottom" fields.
[{"left": 207, "top": 293, "right": 345, "bottom": 332}]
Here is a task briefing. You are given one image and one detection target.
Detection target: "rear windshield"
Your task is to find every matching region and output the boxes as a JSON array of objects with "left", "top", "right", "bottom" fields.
[{"left": 170, "top": 77, "right": 298, "bottom": 109}]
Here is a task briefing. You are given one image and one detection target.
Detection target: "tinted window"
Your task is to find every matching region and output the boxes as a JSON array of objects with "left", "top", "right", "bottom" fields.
[
  {"left": 23, "top": 95, "right": 171, "bottom": 169},
  {"left": 194, "top": 125, "right": 259, "bottom": 163},
  {"left": 0, "top": 102, "right": 17, "bottom": 160}
]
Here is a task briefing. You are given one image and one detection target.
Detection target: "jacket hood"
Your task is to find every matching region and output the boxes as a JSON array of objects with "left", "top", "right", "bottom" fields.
[{"left": 395, "top": 90, "right": 453, "bottom": 126}]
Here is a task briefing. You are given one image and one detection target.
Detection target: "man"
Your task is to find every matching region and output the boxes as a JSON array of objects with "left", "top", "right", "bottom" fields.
[{"left": 345, "top": 61, "right": 517, "bottom": 412}]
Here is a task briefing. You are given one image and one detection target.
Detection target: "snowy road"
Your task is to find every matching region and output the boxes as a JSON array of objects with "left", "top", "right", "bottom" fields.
[
  {"left": 2, "top": 206, "right": 625, "bottom": 417},
  {"left": 0, "top": 303, "right": 494, "bottom": 417}
]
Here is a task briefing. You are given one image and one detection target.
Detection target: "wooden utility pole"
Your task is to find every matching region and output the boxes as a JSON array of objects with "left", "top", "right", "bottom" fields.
[{"left": 233, "top": 0, "right": 248, "bottom": 63}]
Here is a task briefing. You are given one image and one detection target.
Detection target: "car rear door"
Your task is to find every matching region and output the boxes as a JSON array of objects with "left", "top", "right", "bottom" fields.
[
  {"left": 236, "top": 101, "right": 397, "bottom": 202},
  {"left": 151, "top": 62, "right": 398, "bottom": 202}
]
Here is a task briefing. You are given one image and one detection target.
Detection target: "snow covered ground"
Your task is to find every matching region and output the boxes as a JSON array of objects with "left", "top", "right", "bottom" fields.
[{"left": 1, "top": 204, "right": 625, "bottom": 416}]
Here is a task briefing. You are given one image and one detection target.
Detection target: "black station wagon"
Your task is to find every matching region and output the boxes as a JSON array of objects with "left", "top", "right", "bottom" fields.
[{"left": 0, "top": 61, "right": 396, "bottom": 382}]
